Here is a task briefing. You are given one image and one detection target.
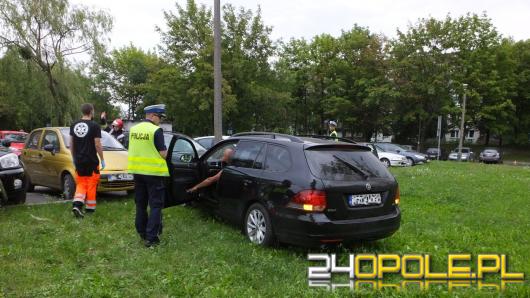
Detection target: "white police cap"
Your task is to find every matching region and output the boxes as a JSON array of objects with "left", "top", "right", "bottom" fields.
[{"left": 144, "top": 104, "right": 166, "bottom": 117}]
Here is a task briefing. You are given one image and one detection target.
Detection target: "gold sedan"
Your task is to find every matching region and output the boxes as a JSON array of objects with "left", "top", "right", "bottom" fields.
[{"left": 21, "top": 127, "right": 134, "bottom": 199}]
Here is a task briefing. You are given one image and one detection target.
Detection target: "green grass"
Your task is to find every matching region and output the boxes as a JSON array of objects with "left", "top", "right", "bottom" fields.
[{"left": 1, "top": 162, "right": 529, "bottom": 297}]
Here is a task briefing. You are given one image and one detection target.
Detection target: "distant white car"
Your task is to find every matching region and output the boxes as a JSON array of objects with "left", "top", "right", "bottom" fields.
[
  {"left": 194, "top": 135, "right": 229, "bottom": 150},
  {"left": 377, "top": 150, "right": 409, "bottom": 167}
]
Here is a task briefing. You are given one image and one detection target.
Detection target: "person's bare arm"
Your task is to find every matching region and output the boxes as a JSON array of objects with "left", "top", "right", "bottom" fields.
[
  {"left": 95, "top": 138, "right": 104, "bottom": 162},
  {"left": 187, "top": 170, "right": 222, "bottom": 193}
]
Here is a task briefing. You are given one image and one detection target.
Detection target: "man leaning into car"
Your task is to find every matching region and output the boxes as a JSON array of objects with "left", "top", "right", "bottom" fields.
[
  {"left": 187, "top": 148, "right": 234, "bottom": 193},
  {"left": 70, "top": 103, "right": 105, "bottom": 218}
]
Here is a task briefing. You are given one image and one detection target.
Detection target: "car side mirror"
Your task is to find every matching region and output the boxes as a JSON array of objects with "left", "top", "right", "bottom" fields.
[
  {"left": 43, "top": 144, "right": 55, "bottom": 155},
  {"left": 180, "top": 153, "right": 193, "bottom": 163},
  {"left": 396, "top": 150, "right": 400, "bottom": 153},
  {"left": 1, "top": 139, "right": 11, "bottom": 147}
]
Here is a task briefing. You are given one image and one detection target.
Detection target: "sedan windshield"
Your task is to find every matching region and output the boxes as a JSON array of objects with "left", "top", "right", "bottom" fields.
[{"left": 61, "top": 128, "right": 125, "bottom": 150}]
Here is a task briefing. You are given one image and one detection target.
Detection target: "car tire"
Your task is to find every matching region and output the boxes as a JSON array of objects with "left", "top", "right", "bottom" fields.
[
  {"left": 62, "top": 173, "right": 76, "bottom": 200},
  {"left": 26, "top": 175, "right": 35, "bottom": 192},
  {"left": 244, "top": 203, "right": 275, "bottom": 247},
  {"left": 380, "top": 158, "right": 391, "bottom": 168},
  {"left": 10, "top": 190, "right": 27, "bottom": 204},
  {"left": 406, "top": 157, "right": 415, "bottom": 166}
]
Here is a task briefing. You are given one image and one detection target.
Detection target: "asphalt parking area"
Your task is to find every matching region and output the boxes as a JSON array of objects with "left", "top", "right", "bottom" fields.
[{"left": 25, "top": 186, "right": 129, "bottom": 205}]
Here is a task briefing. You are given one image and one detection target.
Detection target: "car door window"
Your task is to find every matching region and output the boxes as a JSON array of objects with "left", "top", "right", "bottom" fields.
[
  {"left": 41, "top": 131, "right": 60, "bottom": 152},
  {"left": 231, "top": 141, "right": 265, "bottom": 168},
  {"left": 171, "top": 138, "right": 196, "bottom": 164},
  {"left": 264, "top": 145, "right": 291, "bottom": 172},
  {"left": 206, "top": 142, "right": 238, "bottom": 163},
  {"left": 27, "top": 131, "right": 42, "bottom": 149},
  {"left": 253, "top": 145, "right": 266, "bottom": 169},
  {"left": 197, "top": 138, "right": 213, "bottom": 149}
]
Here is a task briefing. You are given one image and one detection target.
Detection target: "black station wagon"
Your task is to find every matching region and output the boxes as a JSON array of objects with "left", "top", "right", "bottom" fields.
[{"left": 164, "top": 132, "right": 401, "bottom": 247}]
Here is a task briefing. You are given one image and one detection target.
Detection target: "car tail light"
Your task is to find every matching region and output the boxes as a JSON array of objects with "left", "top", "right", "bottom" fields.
[
  {"left": 288, "top": 190, "right": 327, "bottom": 212},
  {"left": 394, "top": 186, "right": 400, "bottom": 205}
]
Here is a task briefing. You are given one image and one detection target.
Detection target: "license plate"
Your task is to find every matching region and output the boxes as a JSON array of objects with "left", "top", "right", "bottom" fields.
[
  {"left": 108, "top": 173, "right": 134, "bottom": 182},
  {"left": 348, "top": 193, "right": 382, "bottom": 207}
]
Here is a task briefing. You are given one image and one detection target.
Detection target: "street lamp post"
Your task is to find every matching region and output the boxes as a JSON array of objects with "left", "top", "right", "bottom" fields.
[
  {"left": 213, "top": 0, "right": 223, "bottom": 143},
  {"left": 457, "top": 84, "right": 467, "bottom": 161}
]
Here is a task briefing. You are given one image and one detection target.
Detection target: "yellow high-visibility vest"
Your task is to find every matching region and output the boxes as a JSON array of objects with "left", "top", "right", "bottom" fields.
[
  {"left": 127, "top": 121, "right": 169, "bottom": 176},
  {"left": 330, "top": 130, "right": 338, "bottom": 141}
]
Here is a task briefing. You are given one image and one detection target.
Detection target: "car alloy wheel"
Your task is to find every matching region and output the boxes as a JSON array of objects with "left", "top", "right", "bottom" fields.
[
  {"left": 245, "top": 203, "right": 274, "bottom": 246},
  {"left": 406, "top": 157, "right": 415, "bottom": 166},
  {"left": 381, "top": 158, "right": 390, "bottom": 168}
]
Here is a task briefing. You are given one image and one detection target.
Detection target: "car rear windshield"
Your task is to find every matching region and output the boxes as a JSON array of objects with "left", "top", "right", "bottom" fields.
[
  {"left": 305, "top": 148, "right": 392, "bottom": 181},
  {"left": 484, "top": 149, "right": 498, "bottom": 153},
  {"left": 3, "top": 133, "right": 27, "bottom": 142}
]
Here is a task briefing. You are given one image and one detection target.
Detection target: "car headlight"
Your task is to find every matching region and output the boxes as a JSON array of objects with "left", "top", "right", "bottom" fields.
[
  {"left": 414, "top": 154, "right": 424, "bottom": 159},
  {"left": 0, "top": 153, "right": 20, "bottom": 169}
]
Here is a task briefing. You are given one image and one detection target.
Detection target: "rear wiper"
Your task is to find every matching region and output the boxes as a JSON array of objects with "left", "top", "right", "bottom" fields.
[{"left": 333, "top": 154, "right": 369, "bottom": 179}]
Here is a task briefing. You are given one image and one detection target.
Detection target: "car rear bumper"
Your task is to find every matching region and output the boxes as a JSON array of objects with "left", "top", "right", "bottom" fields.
[
  {"left": 273, "top": 207, "right": 401, "bottom": 247},
  {"left": 480, "top": 157, "right": 500, "bottom": 162}
]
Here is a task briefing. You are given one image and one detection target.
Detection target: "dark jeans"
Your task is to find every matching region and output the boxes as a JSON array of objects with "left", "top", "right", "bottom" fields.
[{"left": 134, "top": 174, "right": 165, "bottom": 242}]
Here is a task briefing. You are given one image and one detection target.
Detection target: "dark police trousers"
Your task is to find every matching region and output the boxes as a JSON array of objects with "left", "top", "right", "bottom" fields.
[{"left": 134, "top": 174, "right": 165, "bottom": 242}]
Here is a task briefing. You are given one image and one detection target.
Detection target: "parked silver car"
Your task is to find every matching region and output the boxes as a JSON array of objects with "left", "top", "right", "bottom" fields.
[{"left": 448, "top": 147, "right": 474, "bottom": 161}]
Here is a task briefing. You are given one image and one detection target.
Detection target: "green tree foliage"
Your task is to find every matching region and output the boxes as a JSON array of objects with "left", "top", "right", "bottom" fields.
[
  {"left": 0, "top": 48, "right": 100, "bottom": 130},
  {"left": 390, "top": 14, "right": 516, "bottom": 147},
  {"left": 155, "top": 0, "right": 289, "bottom": 135},
  {"left": 509, "top": 39, "right": 530, "bottom": 144},
  {"left": 277, "top": 27, "right": 394, "bottom": 139},
  {"left": 93, "top": 44, "right": 161, "bottom": 119},
  {"left": 0, "top": 0, "right": 112, "bottom": 125}
]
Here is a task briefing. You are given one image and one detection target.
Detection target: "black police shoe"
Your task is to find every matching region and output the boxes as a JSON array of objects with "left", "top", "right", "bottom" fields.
[{"left": 144, "top": 238, "right": 160, "bottom": 248}]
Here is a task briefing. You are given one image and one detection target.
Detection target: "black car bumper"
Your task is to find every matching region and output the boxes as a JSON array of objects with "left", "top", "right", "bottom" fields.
[
  {"left": 273, "top": 207, "right": 401, "bottom": 247},
  {"left": 0, "top": 167, "right": 26, "bottom": 200}
]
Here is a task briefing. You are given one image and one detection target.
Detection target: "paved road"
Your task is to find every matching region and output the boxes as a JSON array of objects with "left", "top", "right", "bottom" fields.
[{"left": 26, "top": 186, "right": 129, "bottom": 205}]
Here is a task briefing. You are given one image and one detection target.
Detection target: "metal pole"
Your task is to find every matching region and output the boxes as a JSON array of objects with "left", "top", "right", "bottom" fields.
[
  {"left": 213, "top": 0, "right": 223, "bottom": 143},
  {"left": 457, "top": 84, "right": 467, "bottom": 161},
  {"left": 436, "top": 115, "right": 442, "bottom": 160}
]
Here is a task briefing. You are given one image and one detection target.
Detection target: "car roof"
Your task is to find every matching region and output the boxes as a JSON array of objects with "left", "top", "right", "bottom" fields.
[{"left": 228, "top": 133, "right": 371, "bottom": 151}]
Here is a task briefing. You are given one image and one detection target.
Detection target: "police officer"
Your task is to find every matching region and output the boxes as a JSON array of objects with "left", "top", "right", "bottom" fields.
[
  {"left": 127, "top": 104, "right": 168, "bottom": 247},
  {"left": 329, "top": 120, "right": 338, "bottom": 141}
]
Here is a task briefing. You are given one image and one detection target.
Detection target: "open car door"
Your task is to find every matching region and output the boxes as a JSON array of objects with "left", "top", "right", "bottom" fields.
[{"left": 164, "top": 134, "right": 201, "bottom": 208}]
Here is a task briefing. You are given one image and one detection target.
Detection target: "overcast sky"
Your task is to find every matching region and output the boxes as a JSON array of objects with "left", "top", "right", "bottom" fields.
[{"left": 71, "top": 0, "right": 530, "bottom": 53}]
